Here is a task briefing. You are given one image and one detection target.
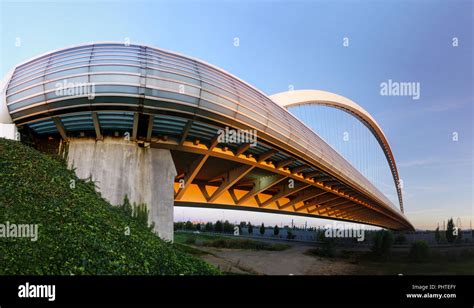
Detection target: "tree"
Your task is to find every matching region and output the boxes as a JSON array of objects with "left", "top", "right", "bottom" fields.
[
  {"left": 435, "top": 227, "right": 441, "bottom": 243},
  {"left": 214, "top": 220, "right": 223, "bottom": 233},
  {"left": 273, "top": 225, "right": 280, "bottom": 236},
  {"left": 446, "top": 218, "right": 455, "bottom": 243},
  {"left": 259, "top": 223, "right": 265, "bottom": 236},
  {"left": 196, "top": 223, "right": 201, "bottom": 232},
  {"left": 185, "top": 220, "right": 194, "bottom": 231},
  {"left": 248, "top": 223, "right": 253, "bottom": 234},
  {"left": 223, "top": 220, "right": 233, "bottom": 233},
  {"left": 371, "top": 230, "right": 394, "bottom": 260},
  {"left": 204, "top": 222, "right": 213, "bottom": 232}
]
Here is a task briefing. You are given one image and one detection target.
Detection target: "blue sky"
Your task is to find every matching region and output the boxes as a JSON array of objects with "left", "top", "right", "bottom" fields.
[{"left": 1, "top": 0, "right": 472, "bottom": 230}]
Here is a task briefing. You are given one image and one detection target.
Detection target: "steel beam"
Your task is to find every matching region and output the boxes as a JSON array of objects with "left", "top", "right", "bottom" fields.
[
  {"left": 237, "top": 175, "right": 287, "bottom": 205},
  {"left": 208, "top": 164, "right": 254, "bottom": 202},
  {"left": 52, "top": 117, "right": 67, "bottom": 140}
]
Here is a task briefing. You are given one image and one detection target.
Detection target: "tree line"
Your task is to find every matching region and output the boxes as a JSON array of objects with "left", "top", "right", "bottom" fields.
[{"left": 174, "top": 221, "right": 298, "bottom": 238}]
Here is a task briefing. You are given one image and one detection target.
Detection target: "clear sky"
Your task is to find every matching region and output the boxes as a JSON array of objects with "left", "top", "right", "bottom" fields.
[{"left": 1, "top": 0, "right": 472, "bottom": 230}]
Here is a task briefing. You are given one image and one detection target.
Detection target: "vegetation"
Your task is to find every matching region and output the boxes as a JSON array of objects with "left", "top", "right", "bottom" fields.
[
  {"left": 394, "top": 233, "right": 407, "bottom": 245},
  {"left": 306, "top": 230, "right": 336, "bottom": 258},
  {"left": 174, "top": 232, "right": 289, "bottom": 251},
  {"left": 409, "top": 241, "right": 430, "bottom": 262},
  {"left": 273, "top": 225, "right": 279, "bottom": 236},
  {"left": 214, "top": 220, "right": 223, "bottom": 233},
  {"left": 0, "top": 138, "right": 219, "bottom": 275},
  {"left": 456, "top": 228, "right": 463, "bottom": 243},
  {"left": 223, "top": 220, "right": 233, "bottom": 233},
  {"left": 204, "top": 222, "right": 213, "bottom": 232},
  {"left": 185, "top": 220, "right": 194, "bottom": 231},
  {"left": 203, "top": 238, "right": 289, "bottom": 251},
  {"left": 435, "top": 227, "right": 441, "bottom": 243},
  {"left": 446, "top": 218, "right": 455, "bottom": 243},
  {"left": 371, "top": 230, "right": 394, "bottom": 260},
  {"left": 344, "top": 247, "right": 474, "bottom": 275},
  {"left": 175, "top": 220, "right": 237, "bottom": 234}
]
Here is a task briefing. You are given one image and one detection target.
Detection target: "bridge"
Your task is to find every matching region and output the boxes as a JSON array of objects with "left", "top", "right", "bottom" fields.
[{"left": 0, "top": 42, "right": 414, "bottom": 241}]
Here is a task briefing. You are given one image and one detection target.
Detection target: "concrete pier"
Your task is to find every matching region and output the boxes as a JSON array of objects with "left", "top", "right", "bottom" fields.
[{"left": 66, "top": 137, "right": 176, "bottom": 242}]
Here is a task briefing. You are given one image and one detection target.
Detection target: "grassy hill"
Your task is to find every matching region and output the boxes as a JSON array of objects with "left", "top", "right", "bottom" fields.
[{"left": 0, "top": 138, "right": 219, "bottom": 275}]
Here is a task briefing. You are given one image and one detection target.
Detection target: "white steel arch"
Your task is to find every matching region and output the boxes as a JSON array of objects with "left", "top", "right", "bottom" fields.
[{"left": 270, "top": 89, "right": 404, "bottom": 213}]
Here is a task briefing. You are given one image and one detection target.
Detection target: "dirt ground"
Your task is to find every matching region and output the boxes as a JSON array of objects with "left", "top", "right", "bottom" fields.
[
  {"left": 196, "top": 243, "right": 474, "bottom": 275},
  {"left": 199, "top": 244, "right": 361, "bottom": 275}
]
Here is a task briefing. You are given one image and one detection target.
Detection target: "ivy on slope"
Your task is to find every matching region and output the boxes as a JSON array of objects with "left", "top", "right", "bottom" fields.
[{"left": 0, "top": 138, "right": 219, "bottom": 275}]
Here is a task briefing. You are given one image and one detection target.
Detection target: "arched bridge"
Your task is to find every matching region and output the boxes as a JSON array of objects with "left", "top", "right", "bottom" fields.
[{"left": 0, "top": 42, "right": 413, "bottom": 231}]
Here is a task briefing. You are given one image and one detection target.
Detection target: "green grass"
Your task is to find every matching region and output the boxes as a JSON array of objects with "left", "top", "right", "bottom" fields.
[
  {"left": 360, "top": 259, "right": 474, "bottom": 275},
  {"left": 0, "top": 138, "right": 219, "bottom": 275},
  {"left": 175, "top": 232, "right": 290, "bottom": 251},
  {"left": 174, "top": 243, "right": 210, "bottom": 256},
  {"left": 359, "top": 249, "right": 474, "bottom": 275},
  {"left": 304, "top": 246, "right": 474, "bottom": 275}
]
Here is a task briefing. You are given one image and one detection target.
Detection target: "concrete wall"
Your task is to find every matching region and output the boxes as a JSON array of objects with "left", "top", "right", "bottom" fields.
[{"left": 67, "top": 137, "right": 176, "bottom": 242}]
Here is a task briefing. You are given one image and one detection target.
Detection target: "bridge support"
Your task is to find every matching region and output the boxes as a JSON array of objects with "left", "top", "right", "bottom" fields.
[{"left": 66, "top": 137, "right": 177, "bottom": 242}]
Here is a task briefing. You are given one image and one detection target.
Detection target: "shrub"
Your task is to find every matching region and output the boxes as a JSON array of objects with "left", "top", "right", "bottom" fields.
[
  {"left": 174, "top": 222, "right": 184, "bottom": 231},
  {"left": 132, "top": 202, "right": 152, "bottom": 230},
  {"left": 317, "top": 230, "right": 336, "bottom": 258},
  {"left": 259, "top": 223, "right": 265, "bottom": 236},
  {"left": 203, "top": 238, "right": 289, "bottom": 251},
  {"left": 371, "top": 230, "right": 394, "bottom": 260},
  {"left": 120, "top": 198, "right": 153, "bottom": 230},
  {"left": 185, "top": 236, "right": 197, "bottom": 245},
  {"left": 409, "top": 241, "right": 430, "bottom": 262},
  {"left": 120, "top": 195, "right": 132, "bottom": 217}
]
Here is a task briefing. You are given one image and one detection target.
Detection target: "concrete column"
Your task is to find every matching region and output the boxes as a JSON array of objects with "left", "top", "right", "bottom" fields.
[{"left": 66, "top": 137, "right": 176, "bottom": 242}]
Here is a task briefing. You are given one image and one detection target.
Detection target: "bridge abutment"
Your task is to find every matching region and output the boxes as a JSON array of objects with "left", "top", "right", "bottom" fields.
[{"left": 66, "top": 137, "right": 176, "bottom": 242}]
